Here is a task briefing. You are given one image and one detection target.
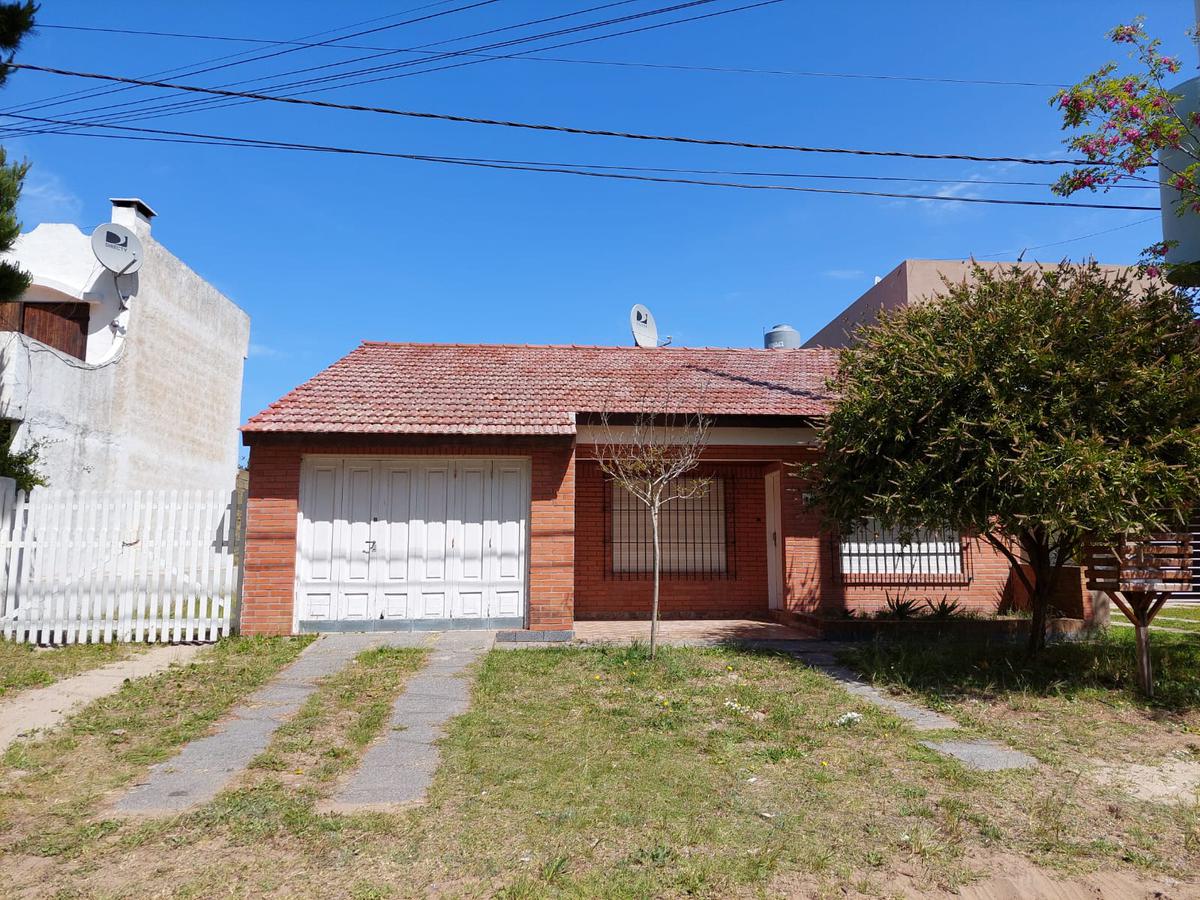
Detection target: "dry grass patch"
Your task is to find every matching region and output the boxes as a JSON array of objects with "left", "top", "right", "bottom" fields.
[
  {"left": 1, "top": 640, "right": 1197, "bottom": 898},
  {"left": 0, "top": 639, "right": 143, "bottom": 699},
  {"left": 0, "top": 637, "right": 311, "bottom": 889},
  {"left": 1, "top": 642, "right": 427, "bottom": 898},
  {"left": 843, "top": 632, "right": 1200, "bottom": 870},
  {"left": 405, "top": 645, "right": 1198, "bottom": 897}
]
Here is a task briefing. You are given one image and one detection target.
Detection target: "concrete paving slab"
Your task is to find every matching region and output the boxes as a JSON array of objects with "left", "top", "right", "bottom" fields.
[
  {"left": 785, "top": 644, "right": 1039, "bottom": 772},
  {"left": 783, "top": 649, "right": 960, "bottom": 732},
  {"left": 922, "top": 739, "right": 1038, "bottom": 771},
  {"left": 0, "top": 644, "right": 204, "bottom": 752},
  {"left": 319, "top": 631, "right": 492, "bottom": 814},
  {"left": 114, "top": 632, "right": 432, "bottom": 816}
]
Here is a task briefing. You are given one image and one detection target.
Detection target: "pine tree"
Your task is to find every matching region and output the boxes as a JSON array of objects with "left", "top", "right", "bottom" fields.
[{"left": 0, "top": 2, "right": 36, "bottom": 302}]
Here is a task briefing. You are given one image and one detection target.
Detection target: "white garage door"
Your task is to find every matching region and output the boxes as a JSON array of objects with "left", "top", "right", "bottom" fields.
[{"left": 295, "top": 457, "right": 529, "bottom": 631}]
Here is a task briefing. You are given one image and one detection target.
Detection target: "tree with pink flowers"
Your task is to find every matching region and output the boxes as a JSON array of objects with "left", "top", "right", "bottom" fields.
[{"left": 1052, "top": 19, "right": 1199, "bottom": 278}]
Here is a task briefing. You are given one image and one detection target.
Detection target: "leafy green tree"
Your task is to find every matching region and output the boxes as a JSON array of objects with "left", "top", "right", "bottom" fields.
[
  {"left": 804, "top": 261, "right": 1200, "bottom": 653},
  {"left": 0, "top": 1, "right": 34, "bottom": 302},
  {"left": 0, "top": 2, "right": 38, "bottom": 490}
]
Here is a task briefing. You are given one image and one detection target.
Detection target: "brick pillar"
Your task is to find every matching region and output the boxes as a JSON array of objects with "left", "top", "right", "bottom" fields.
[
  {"left": 526, "top": 442, "right": 575, "bottom": 631},
  {"left": 240, "top": 440, "right": 302, "bottom": 636}
]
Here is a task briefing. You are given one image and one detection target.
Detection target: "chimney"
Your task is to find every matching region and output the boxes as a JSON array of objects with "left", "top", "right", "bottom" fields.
[{"left": 110, "top": 197, "right": 156, "bottom": 235}]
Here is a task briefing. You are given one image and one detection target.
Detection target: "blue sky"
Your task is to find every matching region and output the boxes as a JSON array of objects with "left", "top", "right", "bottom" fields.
[{"left": 3, "top": 1, "right": 1194, "bottom": 429}]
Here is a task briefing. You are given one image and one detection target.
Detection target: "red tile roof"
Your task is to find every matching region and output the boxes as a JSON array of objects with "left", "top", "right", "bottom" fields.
[{"left": 243, "top": 342, "right": 840, "bottom": 435}]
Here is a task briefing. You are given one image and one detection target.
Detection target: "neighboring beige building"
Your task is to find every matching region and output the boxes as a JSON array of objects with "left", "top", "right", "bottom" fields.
[
  {"left": 0, "top": 198, "right": 250, "bottom": 493},
  {"left": 803, "top": 259, "right": 1138, "bottom": 348}
]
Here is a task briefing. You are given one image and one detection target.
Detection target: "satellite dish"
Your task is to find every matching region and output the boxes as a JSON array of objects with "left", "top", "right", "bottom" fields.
[
  {"left": 630, "top": 303, "right": 659, "bottom": 348},
  {"left": 90, "top": 222, "right": 143, "bottom": 275}
]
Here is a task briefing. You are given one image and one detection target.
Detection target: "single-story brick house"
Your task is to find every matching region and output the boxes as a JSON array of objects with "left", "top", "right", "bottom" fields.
[{"left": 240, "top": 341, "right": 1090, "bottom": 636}]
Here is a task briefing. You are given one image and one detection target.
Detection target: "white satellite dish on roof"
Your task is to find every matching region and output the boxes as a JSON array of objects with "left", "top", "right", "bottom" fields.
[
  {"left": 90, "top": 222, "right": 143, "bottom": 275},
  {"left": 630, "top": 303, "right": 659, "bottom": 348}
]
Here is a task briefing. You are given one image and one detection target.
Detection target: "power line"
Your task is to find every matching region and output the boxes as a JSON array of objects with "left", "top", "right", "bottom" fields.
[
  {"left": 36, "top": 20, "right": 1070, "bottom": 88},
  {"left": 11, "top": 0, "right": 734, "bottom": 135},
  {"left": 270, "top": 0, "right": 784, "bottom": 97},
  {"left": 975, "top": 216, "right": 1159, "bottom": 260},
  {"left": 4, "top": 62, "right": 1090, "bottom": 166},
  {"left": 0, "top": 111, "right": 1084, "bottom": 187},
  {"left": 4, "top": 1, "right": 493, "bottom": 117},
  {"left": 2, "top": 0, "right": 688, "bottom": 137},
  {"left": 0, "top": 112, "right": 1156, "bottom": 210}
]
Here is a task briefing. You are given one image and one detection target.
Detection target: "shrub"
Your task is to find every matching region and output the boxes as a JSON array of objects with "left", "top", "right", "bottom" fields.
[
  {"left": 878, "top": 594, "right": 925, "bottom": 620},
  {"left": 924, "top": 596, "right": 962, "bottom": 620},
  {"left": 0, "top": 439, "right": 45, "bottom": 492}
]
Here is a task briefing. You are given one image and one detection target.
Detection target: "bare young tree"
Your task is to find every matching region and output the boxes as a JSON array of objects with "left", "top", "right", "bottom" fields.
[{"left": 596, "top": 410, "right": 711, "bottom": 658}]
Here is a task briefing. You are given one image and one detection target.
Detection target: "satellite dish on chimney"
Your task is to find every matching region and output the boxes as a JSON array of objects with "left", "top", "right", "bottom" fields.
[
  {"left": 630, "top": 303, "right": 660, "bottom": 348},
  {"left": 90, "top": 222, "right": 143, "bottom": 275}
]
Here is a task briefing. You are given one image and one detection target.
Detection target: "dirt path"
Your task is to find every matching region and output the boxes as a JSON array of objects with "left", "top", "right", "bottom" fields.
[
  {"left": 0, "top": 644, "right": 202, "bottom": 751},
  {"left": 954, "top": 852, "right": 1200, "bottom": 899}
]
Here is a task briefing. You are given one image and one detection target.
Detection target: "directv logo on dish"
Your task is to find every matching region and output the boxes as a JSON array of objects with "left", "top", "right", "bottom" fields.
[{"left": 90, "top": 222, "right": 144, "bottom": 275}]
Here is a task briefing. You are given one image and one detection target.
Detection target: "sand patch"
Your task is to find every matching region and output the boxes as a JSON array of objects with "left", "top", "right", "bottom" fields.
[{"left": 1093, "top": 758, "right": 1200, "bottom": 804}]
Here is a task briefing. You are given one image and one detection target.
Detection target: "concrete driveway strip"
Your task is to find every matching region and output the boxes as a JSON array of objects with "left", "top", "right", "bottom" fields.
[
  {"left": 0, "top": 644, "right": 203, "bottom": 753},
  {"left": 115, "top": 632, "right": 432, "bottom": 816},
  {"left": 321, "top": 629, "right": 493, "bottom": 814}
]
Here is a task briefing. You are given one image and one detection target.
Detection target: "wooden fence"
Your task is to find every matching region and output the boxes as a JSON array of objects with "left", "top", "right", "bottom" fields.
[
  {"left": 1171, "top": 521, "right": 1200, "bottom": 605},
  {"left": 0, "top": 479, "right": 244, "bottom": 644}
]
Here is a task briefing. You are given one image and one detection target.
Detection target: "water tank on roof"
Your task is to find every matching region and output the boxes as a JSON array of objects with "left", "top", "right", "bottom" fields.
[{"left": 764, "top": 324, "right": 801, "bottom": 349}]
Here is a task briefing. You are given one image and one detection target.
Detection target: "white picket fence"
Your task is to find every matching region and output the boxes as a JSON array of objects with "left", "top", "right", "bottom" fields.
[{"left": 0, "top": 479, "right": 245, "bottom": 644}]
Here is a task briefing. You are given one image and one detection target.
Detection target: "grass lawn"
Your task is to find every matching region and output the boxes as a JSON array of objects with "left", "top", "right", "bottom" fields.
[
  {"left": 0, "top": 639, "right": 144, "bottom": 700},
  {"left": 0, "top": 637, "right": 1196, "bottom": 898},
  {"left": 1152, "top": 607, "right": 1200, "bottom": 633}
]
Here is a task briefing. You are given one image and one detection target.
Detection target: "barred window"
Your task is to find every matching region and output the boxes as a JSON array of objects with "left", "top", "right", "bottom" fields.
[
  {"left": 611, "top": 477, "right": 727, "bottom": 575},
  {"left": 837, "top": 520, "right": 965, "bottom": 582}
]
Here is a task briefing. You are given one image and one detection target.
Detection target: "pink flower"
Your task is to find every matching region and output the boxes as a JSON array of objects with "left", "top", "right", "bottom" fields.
[{"left": 1146, "top": 265, "right": 1162, "bottom": 278}]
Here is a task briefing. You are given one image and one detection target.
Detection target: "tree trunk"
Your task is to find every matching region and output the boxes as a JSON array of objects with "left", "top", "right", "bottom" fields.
[
  {"left": 1134, "top": 623, "right": 1154, "bottom": 698},
  {"left": 650, "top": 505, "right": 660, "bottom": 660},
  {"left": 1025, "top": 537, "right": 1052, "bottom": 654},
  {"left": 1027, "top": 584, "right": 1050, "bottom": 654}
]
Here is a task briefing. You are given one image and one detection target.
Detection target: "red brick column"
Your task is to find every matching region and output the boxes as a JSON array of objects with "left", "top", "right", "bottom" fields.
[
  {"left": 526, "top": 443, "right": 576, "bottom": 630},
  {"left": 240, "top": 440, "right": 302, "bottom": 636}
]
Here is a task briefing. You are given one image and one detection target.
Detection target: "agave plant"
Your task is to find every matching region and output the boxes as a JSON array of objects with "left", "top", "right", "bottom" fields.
[
  {"left": 881, "top": 594, "right": 924, "bottom": 620},
  {"left": 924, "top": 596, "right": 962, "bottom": 620}
]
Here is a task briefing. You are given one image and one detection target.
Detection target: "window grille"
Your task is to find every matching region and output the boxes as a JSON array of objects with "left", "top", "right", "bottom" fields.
[
  {"left": 834, "top": 520, "right": 970, "bottom": 585},
  {"left": 606, "top": 475, "right": 734, "bottom": 579}
]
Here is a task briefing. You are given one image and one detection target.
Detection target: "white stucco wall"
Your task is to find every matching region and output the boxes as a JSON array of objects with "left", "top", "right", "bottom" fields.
[{"left": 0, "top": 201, "right": 250, "bottom": 494}]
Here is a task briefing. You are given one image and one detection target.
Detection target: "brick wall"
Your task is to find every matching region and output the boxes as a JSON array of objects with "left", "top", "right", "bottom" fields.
[
  {"left": 1004, "top": 565, "right": 1095, "bottom": 620},
  {"left": 243, "top": 432, "right": 1072, "bottom": 633},
  {"left": 780, "top": 458, "right": 1066, "bottom": 618},
  {"left": 573, "top": 457, "right": 770, "bottom": 620},
  {"left": 241, "top": 440, "right": 303, "bottom": 636},
  {"left": 241, "top": 433, "right": 575, "bottom": 635},
  {"left": 574, "top": 443, "right": 1029, "bottom": 621}
]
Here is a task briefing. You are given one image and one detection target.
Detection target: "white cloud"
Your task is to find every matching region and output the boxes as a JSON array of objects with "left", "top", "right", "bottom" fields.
[
  {"left": 17, "top": 167, "right": 83, "bottom": 225},
  {"left": 248, "top": 342, "right": 285, "bottom": 359},
  {"left": 822, "top": 268, "right": 867, "bottom": 280}
]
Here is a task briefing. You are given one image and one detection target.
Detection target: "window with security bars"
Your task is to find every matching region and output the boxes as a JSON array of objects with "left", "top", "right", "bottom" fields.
[
  {"left": 836, "top": 520, "right": 967, "bottom": 583},
  {"left": 609, "top": 477, "right": 730, "bottom": 576}
]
